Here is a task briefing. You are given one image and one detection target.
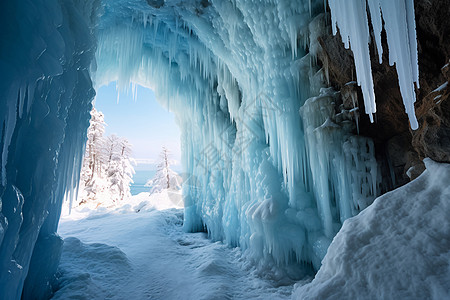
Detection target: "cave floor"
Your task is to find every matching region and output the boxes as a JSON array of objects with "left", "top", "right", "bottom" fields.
[{"left": 51, "top": 206, "right": 294, "bottom": 299}]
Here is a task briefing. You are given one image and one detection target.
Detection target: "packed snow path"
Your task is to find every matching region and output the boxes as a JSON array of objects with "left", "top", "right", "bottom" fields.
[{"left": 52, "top": 208, "right": 293, "bottom": 299}]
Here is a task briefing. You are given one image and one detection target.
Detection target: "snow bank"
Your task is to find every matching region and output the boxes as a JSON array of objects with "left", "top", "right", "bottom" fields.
[
  {"left": 52, "top": 237, "right": 132, "bottom": 300},
  {"left": 61, "top": 189, "right": 183, "bottom": 221},
  {"left": 129, "top": 190, "right": 184, "bottom": 212},
  {"left": 293, "top": 159, "right": 450, "bottom": 299}
]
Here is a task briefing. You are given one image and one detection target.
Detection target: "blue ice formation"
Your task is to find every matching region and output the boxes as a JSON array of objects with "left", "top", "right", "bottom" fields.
[
  {"left": 0, "top": 0, "right": 418, "bottom": 298},
  {"left": 0, "top": 1, "right": 97, "bottom": 298}
]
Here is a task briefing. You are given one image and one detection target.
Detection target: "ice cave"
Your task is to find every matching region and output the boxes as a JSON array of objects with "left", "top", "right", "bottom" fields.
[{"left": 0, "top": 0, "right": 449, "bottom": 299}]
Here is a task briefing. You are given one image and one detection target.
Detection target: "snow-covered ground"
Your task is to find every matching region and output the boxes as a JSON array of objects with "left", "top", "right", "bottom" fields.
[
  {"left": 54, "top": 159, "right": 450, "bottom": 299},
  {"left": 62, "top": 189, "right": 184, "bottom": 219},
  {"left": 53, "top": 191, "right": 293, "bottom": 299}
]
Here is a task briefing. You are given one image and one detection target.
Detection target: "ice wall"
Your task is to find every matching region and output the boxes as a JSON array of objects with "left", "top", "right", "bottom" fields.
[
  {"left": 93, "top": 0, "right": 383, "bottom": 272},
  {"left": 0, "top": 0, "right": 98, "bottom": 298}
]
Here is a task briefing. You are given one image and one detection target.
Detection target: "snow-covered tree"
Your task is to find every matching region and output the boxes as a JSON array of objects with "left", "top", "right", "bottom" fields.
[
  {"left": 77, "top": 107, "right": 135, "bottom": 207},
  {"left": 79, "top": 107, "right": 107, "bottom": 203},
  {"left": 146, "top": 147, "right": 181, "bottom": 194},
  {"left": 84, "top": 108, "right": 106, "bottom": 180},
  {"left": 105, "top": 135, "right": 135, "bottom": 202}
]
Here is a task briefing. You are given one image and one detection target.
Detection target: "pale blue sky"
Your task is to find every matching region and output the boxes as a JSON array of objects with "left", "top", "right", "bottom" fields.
[{"left": 94, "top": 82, "right": 181, "bottom": 170}]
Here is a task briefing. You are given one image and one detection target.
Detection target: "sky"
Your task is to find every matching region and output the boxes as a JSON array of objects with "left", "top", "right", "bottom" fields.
[{"left": 94, "top": 82, "right": 181, "bottom": 171}]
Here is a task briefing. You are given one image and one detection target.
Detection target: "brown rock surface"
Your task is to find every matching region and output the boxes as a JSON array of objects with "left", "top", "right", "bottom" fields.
[
  {"left": 413, "top": 62, "right": 450, "bottom": 162},
  {"left": 315, "top": 0, "right": 450, "bottom": 188},
  {"left": 412, "top": 0, "right": 450, "bottom": 163}
]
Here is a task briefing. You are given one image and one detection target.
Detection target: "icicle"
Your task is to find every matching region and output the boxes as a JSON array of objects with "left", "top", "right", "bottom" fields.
[
  {"left": 329, "top": 0, "right": 420, "bottom": 129},
  {"left": 309, "top": 0, "right": 312, "bottom": 17},
  {"left": 143, "top": 11, "right": 148, "bottom": 28},
  {"left": 367, "top": 0, "right": 383, "bottom": 64},
  {"left": 85, "top": 0, "right": 389, "bottom": 272}
]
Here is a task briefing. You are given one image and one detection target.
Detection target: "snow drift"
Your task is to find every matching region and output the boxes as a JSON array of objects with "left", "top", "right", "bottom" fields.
[{"left": 293, "top": 158, "right": 450, "bottom": 299}]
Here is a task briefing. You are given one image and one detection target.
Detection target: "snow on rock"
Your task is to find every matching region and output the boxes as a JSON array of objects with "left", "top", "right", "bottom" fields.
[
  {"left": 293, "top": 158, "right": 450, "bottom": 299},
  {"left": 433, "top": 81, "right": 448, "bottom": 93}
]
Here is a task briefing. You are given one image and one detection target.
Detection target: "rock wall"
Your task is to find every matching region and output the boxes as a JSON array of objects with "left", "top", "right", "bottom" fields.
[{"left": 316, "top": 0, "right": 450, "bottom": 188}]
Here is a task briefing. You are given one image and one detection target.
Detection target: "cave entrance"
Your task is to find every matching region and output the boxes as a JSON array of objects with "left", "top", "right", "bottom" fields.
[
  {"left": 61, "top": 81, "right": 183, "bottom": 216},
  {"left": 94, "top": 82, "right": 182, "bottom": 195}
]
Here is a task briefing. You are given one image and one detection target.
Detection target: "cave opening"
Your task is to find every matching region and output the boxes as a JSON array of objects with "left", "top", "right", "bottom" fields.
[{"left": 59, "top": 80, "right": 183, "bottom": 214}]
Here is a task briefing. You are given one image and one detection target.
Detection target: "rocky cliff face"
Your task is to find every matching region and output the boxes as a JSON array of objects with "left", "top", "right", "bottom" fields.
[
  {"left": 413, "top": 0, "right": 450, "bottom": 164},
  {"left": 316, "top": 0, "right": 450, "bottom": 189}
]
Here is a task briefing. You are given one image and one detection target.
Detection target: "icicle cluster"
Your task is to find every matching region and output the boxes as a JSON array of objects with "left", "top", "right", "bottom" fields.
[
  {"left": 92, "top": 0, "right": 387, "bottom": 272},
  {"left": 328, "top": 0, "right": 420, "bottom": 129}
]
